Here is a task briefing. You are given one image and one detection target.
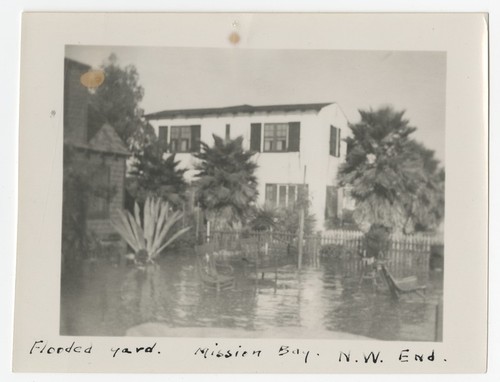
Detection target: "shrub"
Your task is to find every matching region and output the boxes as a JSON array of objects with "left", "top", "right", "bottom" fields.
[
  {"left": 249, "top": 201, "right": 316, "bottom": 236},
  {"left": 364, "top": 224, "right": 391, "bottom": 258},
  {"left": 319, "top": 243, "right": 344, "bottom": 257}
]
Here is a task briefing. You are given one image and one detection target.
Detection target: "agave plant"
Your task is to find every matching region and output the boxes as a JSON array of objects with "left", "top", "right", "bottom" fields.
[{"left": 111, "top": 197, "right": 190, "bottom": 263}]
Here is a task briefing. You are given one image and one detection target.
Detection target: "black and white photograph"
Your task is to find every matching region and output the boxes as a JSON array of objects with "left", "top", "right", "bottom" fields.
[
  {"left": 11, "top": 11, "right": 489, "bottom": 374},
  {"left": 60, "top": 46, "right": 446, "bottom": 342}
]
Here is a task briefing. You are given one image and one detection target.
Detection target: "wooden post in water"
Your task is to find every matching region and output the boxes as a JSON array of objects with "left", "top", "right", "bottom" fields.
[
  {"left": 435, "top": 299, "right": 443, "bottom": 341},
  {"left": 206, "top": 220, "right": 211, "bottom": 243},
  {"left": 182, "top": 202, "right": 186, "bottom": 227},
  {"left": 195, "top": 203, "right": 200, "bottom": 244},
  {"left": 298, "top": 210, "right": 304, "bottom": 269},
  {"left": 297, "top": 166, "right": 307, "bottom": 270}
]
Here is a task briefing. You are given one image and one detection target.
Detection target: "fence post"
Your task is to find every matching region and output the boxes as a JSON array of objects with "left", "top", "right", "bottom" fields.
[
  {"left": 195, "top": 204, "right": 200, "bottom": 244},
  {"left": 435, "top": 299, "right": 443, "bottom": 341},
  {"left": 298, "top": 207, "right": 304, "bottom": 270}
]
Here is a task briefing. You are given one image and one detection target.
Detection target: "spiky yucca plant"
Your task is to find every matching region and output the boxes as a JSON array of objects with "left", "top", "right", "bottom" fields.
[{"left": 111, "top": 197, "right": 190, "bottom": 263}]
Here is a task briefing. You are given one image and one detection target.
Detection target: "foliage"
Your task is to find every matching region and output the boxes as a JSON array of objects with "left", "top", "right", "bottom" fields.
[
  {"left": 276, "top": 206, "right": 316, "bottom": 236},
  {"left": 249, "top": 204, "right": 279, "bottom": 231},
  {"left": 127, "top": 141, "right": 188, "bottom": 207},
  {"left": 405, "top": 142, "right": 445, "bottom": 232},
  {"left": 111, "top": 197, "right": 191, "bottom": 264},
  {"left": 194, "top": 134, "right": 259, "bottom": 229},
  {"left": 89, "top": 53, "right": 155, "bottom": 151},
  {"left": 364, "top": 224, "right": 391, "bottom": 258},
  {"left": 249, "top": 197, "right": 316, "bottom": 236},
  {"left": 167, "top": 208, "right": 205, "bottom": 252},
  {"left": 325, "top": 209, "right": 358, "bottom": 231},
  {"left": 319, "top": 243, "right": 344, "bottom": 258},
  {"left": 338, "top": 106, "right": 445, "bottom": 233}
]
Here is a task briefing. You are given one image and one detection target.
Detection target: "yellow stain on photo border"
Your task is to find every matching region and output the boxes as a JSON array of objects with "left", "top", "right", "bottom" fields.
[{"left": 80, "top": 70, "right": 105, "bottom": 89}]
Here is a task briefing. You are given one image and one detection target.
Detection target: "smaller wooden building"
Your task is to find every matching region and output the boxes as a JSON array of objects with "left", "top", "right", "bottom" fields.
[{"left": 63, "top": 58, "right": 129, "bottom": 262}]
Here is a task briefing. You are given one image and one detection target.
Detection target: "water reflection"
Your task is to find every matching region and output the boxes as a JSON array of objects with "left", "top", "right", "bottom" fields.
[{"left": 60, "top": 252, "right": 443, "bottom": 341}]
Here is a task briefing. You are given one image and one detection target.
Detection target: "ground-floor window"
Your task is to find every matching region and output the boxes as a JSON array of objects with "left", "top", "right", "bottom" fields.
[
  {"left": 325, "top": 185, "right": 357, "bottom": 229},
  {"left": 265, "top": 183, "right": 308, "bottom": 208},
  {"left": 171, "top": 126, "right": 192, "bottom": 152}
]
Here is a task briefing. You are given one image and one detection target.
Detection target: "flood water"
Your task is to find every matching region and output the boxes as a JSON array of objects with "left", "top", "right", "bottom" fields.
[{"left": 60, "top": 252, "right": 443, "bottom": 341}]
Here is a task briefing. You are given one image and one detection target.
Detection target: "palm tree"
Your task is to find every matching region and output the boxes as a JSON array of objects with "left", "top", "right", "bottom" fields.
[
  {"left": 403, "top": 142, "right": 445, "bottom": 232},
  {"left": 127, "top": 141, "right": 188, "bottom": 207},
  {"left": 338, "top": 106, "right": 444, "bottom": 233},
  {"left": 194, "top": 134, "right": 258, "bottom": 230}
]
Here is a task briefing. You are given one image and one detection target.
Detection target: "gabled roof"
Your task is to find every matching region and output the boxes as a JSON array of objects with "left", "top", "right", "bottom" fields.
[
  {"left": 88, "top": 123, "right": 130, "bottom": 156},
  {"left": 145, "top": 102, "right": 335, "bottom": 120},
  {"left": 66, "top": 123, "right": 130, "bottom": 156}
]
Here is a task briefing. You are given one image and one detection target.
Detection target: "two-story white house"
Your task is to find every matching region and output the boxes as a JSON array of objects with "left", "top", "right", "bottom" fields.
[{"left": 145, "top": 102, "right": 351, "bottom": 230}]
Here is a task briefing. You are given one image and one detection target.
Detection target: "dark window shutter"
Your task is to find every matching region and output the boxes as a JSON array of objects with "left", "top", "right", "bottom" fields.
[
  {"left": 329, "top": 125, "right": 334, "bottom": 156},
  {"left": 191, "top": 125, "right": 201, "bottom": 152},
  {"left": 250, "top": 123, "right": 262, "bottom": 152},
  {"left": 330, "top": 125, "right": 336, "bottom": 156},
  {"left": 330, "top": 125, "right": 341, "bottom": 157},
  {"left": 336, "top": 128, "right": 341, "bottom": 156},
  {"left": 288, "top": 122, "right": 300, "bottom": 152},
  {"left": 158, "top": 126, "right": 168, "bottom": 153},
  {"left": 325, "top": 186, "right": 338, "bottom": 219}
]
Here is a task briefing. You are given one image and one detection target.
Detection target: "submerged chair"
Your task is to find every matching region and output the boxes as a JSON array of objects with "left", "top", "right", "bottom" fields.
[
  {"left": 378, "top": 263, "right": 427, "bottom": 300},
  {"left": 241, "top": 237, "right": 282, "bottom": 281},
  {"left": 195, "top": 243, "right": 235, "bottom": 292}
]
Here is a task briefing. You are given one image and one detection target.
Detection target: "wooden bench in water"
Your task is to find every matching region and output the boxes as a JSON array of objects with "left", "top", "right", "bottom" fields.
[
  {"left": 379, "top": 263, "right": 426, "bottom": 300},
  {"left": 195, "top": 243, "right": 235, "bottom": 291}
]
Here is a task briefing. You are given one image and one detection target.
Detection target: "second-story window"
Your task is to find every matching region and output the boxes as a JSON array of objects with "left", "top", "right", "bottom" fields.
[
  {"left": 252, "top": 122, "right": 300, "bottom": 152},
  {"left": 264, "top": 123, "right": 288, "bottom": 152},
  {"left": 158, "top": 125, "right": 201, "bottom": 153},
  {"left": 171, "top": 126, "right": 192, "bottom": 152}
]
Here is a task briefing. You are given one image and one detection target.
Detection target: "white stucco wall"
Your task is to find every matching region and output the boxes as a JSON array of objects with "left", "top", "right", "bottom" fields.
[
  {"left": 319, "top": 104, "right": 351, "bottom": 222},
  {"left": 147, "top": 103, "right": 349, "bottom": 230}
]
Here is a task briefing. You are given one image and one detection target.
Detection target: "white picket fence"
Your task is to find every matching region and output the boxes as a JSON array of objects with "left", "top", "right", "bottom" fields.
[
  {"left": 210, "top": 229, "right": 443, "bottom": 277},
  {"left": 317, "top": 229, "right": 443, "bottom": 277}
]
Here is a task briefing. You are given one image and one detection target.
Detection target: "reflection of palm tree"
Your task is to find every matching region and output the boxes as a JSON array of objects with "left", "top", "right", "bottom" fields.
[{"left": 118, "top": 265, "right": 166, "bottom": 329}]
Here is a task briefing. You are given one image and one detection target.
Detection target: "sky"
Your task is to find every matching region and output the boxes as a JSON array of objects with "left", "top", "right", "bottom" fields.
[{"left": 66, "top": 46, "right": 446, "bottom": 164}]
